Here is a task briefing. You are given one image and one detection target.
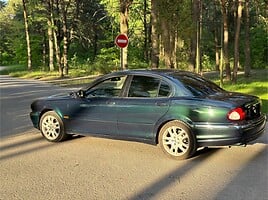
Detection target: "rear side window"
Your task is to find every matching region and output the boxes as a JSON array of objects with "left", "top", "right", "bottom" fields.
[
  {"left": 173, "top": 74, "right": 224, "bottom": 96},
  {"left": 128, "top": 76, "right": 171, "bottom": 98},
  {"left": 159, "top": 81, "right": 171, "bottom": 97}
]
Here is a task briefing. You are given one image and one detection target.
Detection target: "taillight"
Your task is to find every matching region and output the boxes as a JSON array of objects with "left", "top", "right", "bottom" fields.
[{"left": 227, "top": 107, "right": 246, "bottom": 121}]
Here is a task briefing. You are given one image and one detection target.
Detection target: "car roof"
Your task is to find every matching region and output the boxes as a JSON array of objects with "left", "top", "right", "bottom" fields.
[{"left": 108, "top": 69, "right": 196, "bottom": 78}]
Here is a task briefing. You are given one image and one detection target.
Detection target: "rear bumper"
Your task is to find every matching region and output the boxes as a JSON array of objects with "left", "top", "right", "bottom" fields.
[{"left": 194, "top": 114, "right": 267, "bottom": 147}]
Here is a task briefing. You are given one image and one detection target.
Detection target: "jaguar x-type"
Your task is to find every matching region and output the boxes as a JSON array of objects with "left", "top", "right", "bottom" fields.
[{"left": 30, "top": 70, "right": 267, "bottom": 159}]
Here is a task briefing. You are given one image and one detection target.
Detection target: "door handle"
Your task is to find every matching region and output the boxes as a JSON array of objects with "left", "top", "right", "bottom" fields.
[
  {"left": 155, "top": 102, "right": 167, "bottom": 106},
  {"left": 107, "top": 101, "right": 116, "bottom": 105}
]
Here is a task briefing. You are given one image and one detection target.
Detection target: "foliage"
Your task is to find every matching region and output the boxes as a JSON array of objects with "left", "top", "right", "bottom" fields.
[
  {"left": 250, "top": 16, "right": 268, "bottom": 69},
  {"left": 0, "top": 0, "right": 267, "bottom": 76}
]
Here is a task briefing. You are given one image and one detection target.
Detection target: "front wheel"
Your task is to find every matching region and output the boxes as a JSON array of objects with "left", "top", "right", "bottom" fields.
[
  {"left": 158, "top": 121, "right": 197, "bottom": 160},
  {"left": 39, "top": 111, "right": 67, "bottom": 142}
]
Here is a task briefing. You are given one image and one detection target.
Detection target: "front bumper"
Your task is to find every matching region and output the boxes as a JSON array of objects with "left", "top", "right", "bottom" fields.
[{"left": 193, "top": 114, "right": 267, "bottom": 147}]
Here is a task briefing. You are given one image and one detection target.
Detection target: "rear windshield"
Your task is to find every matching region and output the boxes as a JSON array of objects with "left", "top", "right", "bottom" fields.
[{"left": 172, "top": 73, "right": 224, "bottom": 96}]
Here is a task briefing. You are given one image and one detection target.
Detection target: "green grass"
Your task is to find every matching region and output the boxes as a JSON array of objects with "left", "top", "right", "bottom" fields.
[
  {"left": 0, "top": 65, "right": 98, "bottom": 80},
  {"left": 1, "top": 65, "right": 267, "bottom": 113},
  {"left": 0, "top": 65, "right": 57, "bottom": 79}
]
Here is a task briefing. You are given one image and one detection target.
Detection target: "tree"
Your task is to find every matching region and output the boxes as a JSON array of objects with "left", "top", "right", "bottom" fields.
[
  {"left": 195, "top": 0, "right": 202, "bottom": 74},
  {"left": 52, "top": 0, "right": 63, "bottom": 76},
  {"left": 1, "top": 0, "right": 267, "bottom": 76},
  {"left": 59, "top": 0, "right": 71, "bottom": 76},
  {"left": 244, "top": 0, "right": 250, "bottom": 77},
  {"left": 46, "top": 0, "right": 54, "bottom": 71},
  {"left": 150, "top": 0, "right": 159, "bottom": 68},
  {"left": 212, "top": 1, "right": 221, "bottom": 72},
  {"left": 189, "top": 0, "right": 197, "bottom": 71},
  {"left": 220, "top": 0, "right": 231, "bottom": 81},
  {"left": 232, "top": 0, "right": 243, "bottom": 83},
  {"left": 143, "top": 0, "right": 149, "bottom": 62},
  {"left": 22, "top": 0, "right": 32, "bottom": 70}
]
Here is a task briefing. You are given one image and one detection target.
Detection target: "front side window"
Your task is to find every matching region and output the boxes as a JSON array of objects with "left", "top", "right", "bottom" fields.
[
  {"left": 128, "top": 76, "right": 171, "bottom": 98},
  {"left": 86, "top": 76, "right": 127, "bottom": 97}
]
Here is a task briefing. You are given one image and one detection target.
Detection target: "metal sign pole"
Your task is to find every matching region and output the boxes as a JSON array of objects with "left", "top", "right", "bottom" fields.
[{"left": 120, "top": 48, "right": 123, "bottom": 70}]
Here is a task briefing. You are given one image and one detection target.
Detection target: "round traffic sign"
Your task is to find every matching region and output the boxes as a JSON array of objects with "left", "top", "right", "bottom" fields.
[{"left": 115, "top": 34, "right": 129, "bottom": 48}]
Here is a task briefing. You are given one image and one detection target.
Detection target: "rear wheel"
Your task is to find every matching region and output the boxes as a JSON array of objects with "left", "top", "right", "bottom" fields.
[
  {"left": 40, "top": 111, "right": 67, "bottom": 142},
  {"left": 159, "top": 121, "right": 197, "bottom": 160}
]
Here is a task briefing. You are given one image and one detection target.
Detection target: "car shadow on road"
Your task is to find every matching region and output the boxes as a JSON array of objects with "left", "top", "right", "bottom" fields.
[
  {"left": 215, "top": 146, "right": 268, "bottom": 200},
  {"left": 0, "top": 132, "right": 54, "bottom": 161},
  {"left": 0, "top": 135, "right": 44, "bottom": 152},
  {"left": 0, "top": 131, "right": 82, "bottom": 162},
  {"left": 128, "top": 148, "right": 220, "bottom": 200}
]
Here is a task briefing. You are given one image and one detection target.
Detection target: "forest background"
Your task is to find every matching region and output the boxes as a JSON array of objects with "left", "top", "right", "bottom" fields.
[{"left": 0, "top": 0, "right": 267, "bottom": 84}]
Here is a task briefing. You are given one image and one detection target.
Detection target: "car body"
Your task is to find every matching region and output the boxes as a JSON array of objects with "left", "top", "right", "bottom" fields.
[{"left": 30, "top": 70, "right": 267, "bottom": 159}]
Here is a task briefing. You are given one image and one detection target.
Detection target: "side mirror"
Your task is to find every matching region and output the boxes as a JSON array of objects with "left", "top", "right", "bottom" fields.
[{"left": 77, "top": 90, "right": 85, "bottom": 98}]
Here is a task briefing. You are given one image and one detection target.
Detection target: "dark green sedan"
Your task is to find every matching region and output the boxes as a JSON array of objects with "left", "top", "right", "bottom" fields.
[{"left": 30, "top": 70, "right": 267, "bottom": 160}]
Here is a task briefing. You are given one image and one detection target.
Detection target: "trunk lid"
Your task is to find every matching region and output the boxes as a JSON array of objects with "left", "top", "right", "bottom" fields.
[{"left": 208, "top": 92, "right": 261, "bottom": 120}]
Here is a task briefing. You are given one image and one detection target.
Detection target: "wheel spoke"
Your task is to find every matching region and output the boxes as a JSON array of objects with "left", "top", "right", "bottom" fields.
[
  {"left": 177, "top": 143, "right": 188, "bottom": 153},
  {"left": 163, "top": 139, "right": 173, "bottom": 145},
  {"left": 170, "top": 144, "right": 177, "bottom": 153}
]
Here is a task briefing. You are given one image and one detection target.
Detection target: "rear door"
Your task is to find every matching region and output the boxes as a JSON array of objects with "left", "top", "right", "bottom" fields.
[{"left": 117, "top": 75, "right": 171, "bottom": 139}]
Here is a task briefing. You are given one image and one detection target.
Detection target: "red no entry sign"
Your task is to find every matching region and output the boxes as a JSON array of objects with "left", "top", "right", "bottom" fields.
[{"left": 115, "top": 34, "right": 129, "bottom": 48}]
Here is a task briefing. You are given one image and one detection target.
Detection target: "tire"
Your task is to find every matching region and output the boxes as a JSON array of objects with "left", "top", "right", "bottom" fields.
[
  {"left": 39, "top": 111, "right": 67, "bottom": 142},
  {"left": 158, "top": 121, "right": 197, "bottom": 160}
]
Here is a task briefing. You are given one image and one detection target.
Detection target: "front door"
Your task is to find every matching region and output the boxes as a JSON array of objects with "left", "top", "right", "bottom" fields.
[{"left": 69, "top": 76, "right": 127, "bottom": 135}]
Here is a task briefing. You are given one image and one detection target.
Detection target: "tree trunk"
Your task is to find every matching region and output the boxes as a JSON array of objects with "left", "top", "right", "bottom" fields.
[
  {"left": 53, "top": 29, "right": 63, "bottom": 77},
  {"left": 120, "top": 0, "right": 133, "bottom": 70},
  {"left": 62, "top": 6, "right": 68, "bottom": 75},
  {"left": 54, "top": 0, "right": 63, "bottom": 77},
  {"left": 143, "top": 0, "right": 148, "bottom": 62},
  {"left": 232, "top": 0, "right": 243, "bottom": 83},
  {"left": 221, "top": 0, "right": 231, "bottom": 80},
  {"left": 190, "top": 0, "right": 198, "bottom": 72},
  {"left": 220, "top": 24, "right": 224, "bottom": 87},
  {"left": 195, "top": 0, "right": 202, "bottom": 74},
  {"left": 51, "top": 0, "right": 63, "bottom": 77},
  {"left": 215, "top": 28, "right": 220, "bottom": 71},
  {"left": 161, "top": 19, "right": 173, "bottom": 68},
  {"left": 214, "top": 1, "right": 220, "bottom": 71},
  {"left": 22, "top": 0, "right": 32, "bottom": 71},
  {"left": 244, "top": 0, "right": 251, "bottom": 77},
  {"left": 47, "top": 0, "right": 54, "bottom": 71},
  {"left": 150, "top": 0, "right": 159, "bottom": 68},
  {"left": 42, "top": 32, "right": 46, "bottom": 70}
]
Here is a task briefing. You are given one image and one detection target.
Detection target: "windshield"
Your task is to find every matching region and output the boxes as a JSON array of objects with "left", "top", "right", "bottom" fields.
[{"left": 172, "top": 73, "right": 224, "bottom": 96}]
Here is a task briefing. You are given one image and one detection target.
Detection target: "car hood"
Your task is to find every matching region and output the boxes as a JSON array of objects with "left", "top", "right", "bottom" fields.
[
  {"left": 36, "top": 92, "right": 74, "bottom": 101},
  {"left": 49, "top": 92, "right": 71, "bottom": 98}
]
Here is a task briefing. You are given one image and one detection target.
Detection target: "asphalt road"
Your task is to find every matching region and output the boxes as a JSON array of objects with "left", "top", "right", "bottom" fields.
[
  {"left": 0, "top": 75, "right": 267, "bottom": 200},
  {"left": 0, "top": 75, "right": 76, "bottom": 137}
]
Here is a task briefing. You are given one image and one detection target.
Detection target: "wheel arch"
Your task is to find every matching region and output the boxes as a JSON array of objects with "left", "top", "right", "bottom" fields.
[
  {"left": 38, "top": 108, "right": 54, "bottom": 128},
  {"left": 154, "top": 117, "right": 194, "bottom": 144}
]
